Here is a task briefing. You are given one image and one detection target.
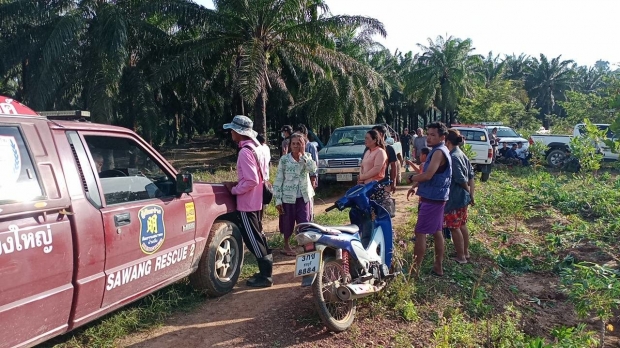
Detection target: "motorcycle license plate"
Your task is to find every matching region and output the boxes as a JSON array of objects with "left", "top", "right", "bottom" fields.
[{"left": 294, "top": 251, "right": 321, "bottom": 277}]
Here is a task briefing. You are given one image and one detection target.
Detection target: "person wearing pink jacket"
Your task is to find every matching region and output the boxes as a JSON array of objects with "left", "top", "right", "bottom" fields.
[{"left": 223, "top": 115, "right": 273, "bottom": 288}]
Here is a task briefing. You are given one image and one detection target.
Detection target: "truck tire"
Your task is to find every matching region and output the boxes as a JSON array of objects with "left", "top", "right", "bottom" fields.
[
  {"left": 546, "top": 149, "right": 566, "bottom": 167},
  {"left": 481, "top": 172, "right": 490, "bottom": 182},
  {"left": 189, "top": 221, "right": 244, "bottom": 297}
]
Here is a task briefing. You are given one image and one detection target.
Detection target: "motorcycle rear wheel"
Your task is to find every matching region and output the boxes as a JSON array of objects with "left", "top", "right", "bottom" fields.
[{"left": 312, "top": 257, "right": 356, "bottom": 332}]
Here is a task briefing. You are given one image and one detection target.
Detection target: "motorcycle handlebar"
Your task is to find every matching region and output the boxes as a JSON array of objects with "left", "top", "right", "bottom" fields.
[{"left": 325, "top": 205, "right": 337, "bottom": 212}]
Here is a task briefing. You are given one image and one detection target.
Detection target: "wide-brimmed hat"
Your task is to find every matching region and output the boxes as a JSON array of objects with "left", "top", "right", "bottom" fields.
[{"left": 223, "top": 115, "right": 258, "bottom": 140}]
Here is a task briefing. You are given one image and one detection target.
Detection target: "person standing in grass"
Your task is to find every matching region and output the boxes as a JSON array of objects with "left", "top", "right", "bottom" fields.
[
  {"left": 273, "top": 133, "right": 317, "bottom": 256},
  {"left": 444, "top": 129, "right": 475, "bottom": 264},
  {"left": 401, "top": 128, "right": 413, "bottom": 169},
  {"left": 223, "top": 115, "right": 273, "bottom": 287},
  {"left": 407, "top": 122, "right": 451, "bottom": 276},
  {"left": 280, "top": 125, "right": 293, "bottom": 156},
  {"left": 412, "top": 127, "right": 428, "bottom": 164}
]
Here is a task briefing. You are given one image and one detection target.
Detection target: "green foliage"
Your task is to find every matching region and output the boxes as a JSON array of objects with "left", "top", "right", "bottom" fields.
[
  {"left": 568, "top": 119, "right": 605, "bottom": 173},
  {"left": 560, "top": 262, "right": 620, "bottom": 324},
  {"left": 550, "top": 324, "right": 599, "bottom": 348},
  {"left": 559, "top": 91, "right": 615, "bottom": 125},
  {"left": 432, "top": 306, "right": 527, "bottom": 348},
  {"left": 406, "top": 35, "right": 483, "bottom": 122},
  {"left": 48, "top": 280, "right": 203, "bottom": 348},
  {"left": 461, "top": 143, "right": 476, "bottom": 160},
  {"left": 527, "top": 140, "right": 548, "bottom": 168},
  {"left": 459, "top": 80, "right": 539, "bottom": 129}
]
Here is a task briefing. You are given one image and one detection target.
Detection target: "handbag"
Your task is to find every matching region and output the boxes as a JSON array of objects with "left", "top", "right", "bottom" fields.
[{"left": 244, "top": 145, "right": 273, "bottom": 204}]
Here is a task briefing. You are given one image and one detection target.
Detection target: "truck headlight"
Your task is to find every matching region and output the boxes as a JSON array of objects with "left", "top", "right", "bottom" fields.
[{"left": 318, "top": 159, "right": 328, "bottom": 167}]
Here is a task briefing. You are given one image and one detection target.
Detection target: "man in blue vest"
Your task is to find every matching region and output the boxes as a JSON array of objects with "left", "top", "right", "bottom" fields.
[{"left": 406, "top": 122, "right": 452, "bottom": 277}]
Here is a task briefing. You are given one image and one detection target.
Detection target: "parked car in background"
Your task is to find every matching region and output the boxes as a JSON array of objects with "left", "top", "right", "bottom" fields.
[
  {"left": 452, "top": 124, "right": 494, "bottom": 182},
  {"left": 1, "top": 96, "right": 242, "bottom": 348},
  {"left": 528, "top": 123, "right": 618, "bottom": 167},
  {"left": 483, "top": 123, "right": 529, "bottom": 150},
  {"left": 317, "top": 124, "right": 402, "bottom": 184}
]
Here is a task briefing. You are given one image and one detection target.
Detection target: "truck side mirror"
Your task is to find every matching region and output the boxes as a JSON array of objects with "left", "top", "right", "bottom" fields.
[{"left": 176, "top": 173, "right": 193, "bottom": 194}]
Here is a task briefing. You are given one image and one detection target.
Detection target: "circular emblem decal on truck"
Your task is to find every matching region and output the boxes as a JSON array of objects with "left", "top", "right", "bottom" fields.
[{"left": 138, "top": 205, "right": 165, "bottom": 254}]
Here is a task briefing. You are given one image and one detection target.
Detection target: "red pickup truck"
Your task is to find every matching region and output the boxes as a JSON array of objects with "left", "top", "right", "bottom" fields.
[{"left": 0, "top": 96, "right": 243, "bottom": 348}]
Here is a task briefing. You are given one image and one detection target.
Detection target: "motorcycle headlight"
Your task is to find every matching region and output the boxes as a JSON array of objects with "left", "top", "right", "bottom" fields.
[{"left": 318, "top": 159, "right": 328, "bottom": 167}]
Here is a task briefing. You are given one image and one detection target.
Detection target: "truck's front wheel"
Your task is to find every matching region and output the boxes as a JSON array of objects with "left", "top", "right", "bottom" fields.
[{"left": 190, "top": 222, "right": 244, "bottom": 297}]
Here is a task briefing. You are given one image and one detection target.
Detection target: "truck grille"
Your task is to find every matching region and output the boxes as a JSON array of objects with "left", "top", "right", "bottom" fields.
[{"left": 328, "top": 159, "right": 359, "bottom": 167}]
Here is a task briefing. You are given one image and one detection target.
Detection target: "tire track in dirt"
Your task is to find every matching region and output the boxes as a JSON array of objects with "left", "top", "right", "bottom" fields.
[{"left": 117, "top": 184, "right": 416, "bottom": 348}]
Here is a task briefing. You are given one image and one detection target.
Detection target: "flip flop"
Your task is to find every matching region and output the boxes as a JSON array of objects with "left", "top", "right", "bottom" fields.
[
  {"left": 430, "top": 270, "right": 443, "bottom": 277},
  {"left": 453, "top": 258, "right": 468, "bottom": 265},
  {"left": 280, "top": 249, "right": 296, "bottom": 256}
]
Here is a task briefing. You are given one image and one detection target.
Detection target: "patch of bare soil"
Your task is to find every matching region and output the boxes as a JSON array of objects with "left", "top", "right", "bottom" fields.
[
  {"left": 564, "top": 245, "right": 615, "bottom": 264},
  {"left": 508, "top": 273, "right": 577, "bottom": 336}
]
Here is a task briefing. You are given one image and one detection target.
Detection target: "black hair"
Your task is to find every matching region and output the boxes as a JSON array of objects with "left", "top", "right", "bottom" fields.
[
  {"left": 281, "top": 125, "right": 293, "bottom": 134},
  {"left": 295, "top": 124, "right": 308, "bottom": 135},
  {"left": 371, "top": 125, "right": 388, "bottom": 137},
  {"left": 446, "top": 128, "right": 465, "bottom": 146},
  {"left": 420, "top": 147, "right": 430, "bottom": 155},
  {"left": 366, "top": 130, "right": 386, "bottom": 150},
  {"left": 426, "top": 122, "right": 448, "bottom": 136},
  {"left": 256, "top": 134, "right": 266, "bottom": 144}
]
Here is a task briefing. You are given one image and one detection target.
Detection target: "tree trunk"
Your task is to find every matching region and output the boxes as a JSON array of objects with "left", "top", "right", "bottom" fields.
[
  {"left": 174, "top": 113, "right": 179, "bottom": 145},
  {"left": 449, "top": 110, "right": 457, "bottom": 127},
  {"left": 254, "top": 90, "right": 267, "bottom": 138}
]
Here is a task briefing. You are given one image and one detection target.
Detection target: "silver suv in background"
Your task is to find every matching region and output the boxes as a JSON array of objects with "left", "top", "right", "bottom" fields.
[{"left": 317, "top": 124, "right": 402, "bottom": 184}]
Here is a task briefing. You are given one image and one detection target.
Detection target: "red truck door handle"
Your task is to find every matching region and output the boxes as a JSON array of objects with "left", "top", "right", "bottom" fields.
[{"left": 114, "top": 213, "right": 131, "bottom": 227}]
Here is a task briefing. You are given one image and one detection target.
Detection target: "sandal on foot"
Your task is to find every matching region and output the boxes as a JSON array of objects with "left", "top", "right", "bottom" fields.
[{"left": 453, "top": 258, "right": 468, "bottom": 265}]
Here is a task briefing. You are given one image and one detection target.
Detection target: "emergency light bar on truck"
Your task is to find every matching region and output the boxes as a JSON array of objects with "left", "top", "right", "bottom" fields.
[{"left": 38, "top": 110, "right": 91, "bottom": 121}]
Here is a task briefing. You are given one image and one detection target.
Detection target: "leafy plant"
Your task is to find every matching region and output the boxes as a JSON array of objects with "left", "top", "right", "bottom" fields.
[
  {"left": 568, "top": 119, "right": 605, "bottom": 173},
  {"left": 551, "top": 324, "right": 599, "bottom": 348},
  {"left": 462, "top": 143, "right": 477, "bottom": 161},
  {"left": 527, "top": 140, "right": 548, "bottom": 169},
  {"left": 560, "top": 262, "right": 620, "bottom": 346}
]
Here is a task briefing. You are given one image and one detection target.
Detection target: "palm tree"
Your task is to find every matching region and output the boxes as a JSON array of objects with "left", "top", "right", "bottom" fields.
[
  {"left": 157, "top": 0, "right": 386, "bottom": 137},
  {"left": 574, "top": 65, "right": 606, "bottom": 94},
  {"left": 504, "top": 53, "right": 532, "bottom": 82},
  {"left": 525, "top": 54, "right": 575, "bottom": 127},
  {"left": 406, "top": 35, "right": 482, "bottom": 125},
  {"left": 481, "top": 51, "right": 506, "bottom": 87},
  {"left": 0, "top": 0, "right": 205, "bottom": 131}
]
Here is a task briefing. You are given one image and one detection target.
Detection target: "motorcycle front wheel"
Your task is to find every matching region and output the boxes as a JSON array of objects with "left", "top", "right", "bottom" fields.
[{"left": 312, "top": 257, "right": 356, "bottom": 332}]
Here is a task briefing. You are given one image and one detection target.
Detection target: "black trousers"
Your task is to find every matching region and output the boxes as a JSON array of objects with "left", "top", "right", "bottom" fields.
[{"left": 239, "top": 211, "right": 271, "bottom": 259}]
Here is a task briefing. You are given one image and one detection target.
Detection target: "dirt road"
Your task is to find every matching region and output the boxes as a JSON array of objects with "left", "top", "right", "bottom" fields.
[{"left": 117, "top": 185, "right": 416, "bottom": 348}]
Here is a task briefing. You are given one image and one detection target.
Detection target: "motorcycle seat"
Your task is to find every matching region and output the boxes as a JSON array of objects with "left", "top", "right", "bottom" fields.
[{"left": 324, "top": 224, "right": 359, "bottom": 234}]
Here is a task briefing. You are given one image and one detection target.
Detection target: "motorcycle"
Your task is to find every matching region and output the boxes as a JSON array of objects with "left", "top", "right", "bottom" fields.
[{"left": 292, "top": 181, "right": 397, "bottom": 332}]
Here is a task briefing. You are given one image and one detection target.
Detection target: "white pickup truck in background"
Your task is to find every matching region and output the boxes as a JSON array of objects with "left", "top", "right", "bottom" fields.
[
  {"left": 452, "top": 125, "right": 494, "bottom": 182},
  {"left": 528, "top": 123, "right": 618, "bottom": 166}
]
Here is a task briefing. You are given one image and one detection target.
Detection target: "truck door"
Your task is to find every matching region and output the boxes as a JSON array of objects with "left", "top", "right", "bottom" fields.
[
  {"left": 0, "top": 122, "right": 74, "bottom": 348},
  {"left": 79, "top": 133, "right": 196, "bottom": 307}
]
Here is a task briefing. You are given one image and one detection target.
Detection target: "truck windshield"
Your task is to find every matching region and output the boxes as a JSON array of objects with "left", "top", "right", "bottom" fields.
[
  {"left": 326, "top": 129, "right": 370, "bottom": 146},
  {"left": 577, "top": 125, "right": 613, "bottom": 138},
  {"left": 494, "top": 128, "right": 519, "bottom": 137}
]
